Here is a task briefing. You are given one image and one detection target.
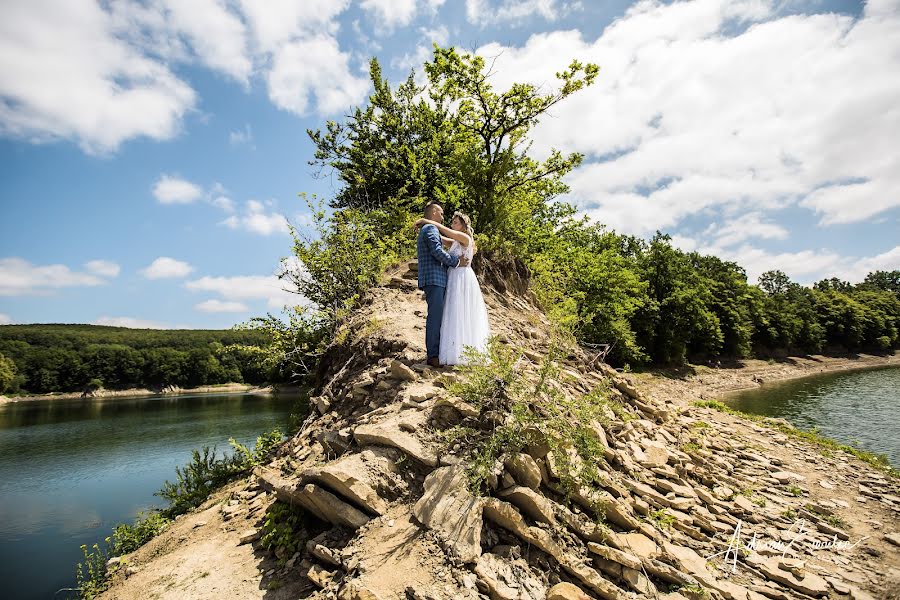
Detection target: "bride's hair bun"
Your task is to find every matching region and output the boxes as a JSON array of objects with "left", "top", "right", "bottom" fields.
[{"left": 451, "top": 211, "right": 474, "bottom": 239}]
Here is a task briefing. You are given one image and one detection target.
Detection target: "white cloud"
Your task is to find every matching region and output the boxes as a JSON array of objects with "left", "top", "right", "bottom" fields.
[
  {"left": 84, "top": 259, "right": 121, "bottom": 278},
  {"left": 266, "top": 34, "right": 369, "bottom": 116},
  {"left": 237, "top": 0, "right": 349, "bottom": 52},
  {"left": 703, "top": 212, "right": 788, "bottom": 248},
  {"left": 0, "top": 257, "right": 112, "bottom": 296},
  {"left": 185, "top": 274, "right": 299, "bottom": 309},
  {"left": 392, "top": 25, "right": 450, "bottom": 72},
  {"left": 220, "top": 200, "right": 290, "bottom": 235},
  {"left": 843, "top": 245, "right": 900, "bottom": 282},
  {"left": 194, "top": 299, "right": 250, "bottom": 313},
  {"left": 361, "top": 0, "right": 417, "bottom": 29},
  {"left": 1, "top": 0, "right": 364, "bottom": 153},
  {"left": 152, "top": 174, "right": 203, "bottom": 204},
  {"left": 94, "top": 315, "right": 173, "bottom": 329},
  {"left": 228, "top": 123, "right": 253, "bottom": 147},
  {"left": 0, "top": 313, "right": 12, "bottom": 325},
  {"left": 474, "top": 0, "right": 900, "bottom": 235},
  {"left": 140, "top": 257, "right": 194, "bottom": 279},
  {"left": 708, "top": 242, "right": 900, "bottom": 286},
  {"left": 159, "top": 0, "right": 251, "bottom": 85},
  {"left": 0, "top": 0, "right": 197, "bottom": 154},
  {"left": 465, "top": 0, "right": 576, "bottom": 24}
]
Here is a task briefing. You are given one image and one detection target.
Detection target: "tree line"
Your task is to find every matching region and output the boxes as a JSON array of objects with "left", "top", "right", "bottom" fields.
[
  {"left": 0, "top": 324, "right": 277, "bottom": 395},
  {"left": 272, "top": 45, "right": 899, "bottom": 370}
]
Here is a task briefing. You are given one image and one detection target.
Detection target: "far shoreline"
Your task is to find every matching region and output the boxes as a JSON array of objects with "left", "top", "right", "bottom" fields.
[
  {"left": 633, "top": 350, "right": 900, "bottom": 407},
  {"left": 0, "top": 382, "right": 306, "bottom": 404}
]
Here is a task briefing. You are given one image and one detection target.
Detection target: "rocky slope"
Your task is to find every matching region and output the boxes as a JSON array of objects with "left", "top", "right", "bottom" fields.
[{"left": 102, "top": 259, "right": 900, "bottom": 600}]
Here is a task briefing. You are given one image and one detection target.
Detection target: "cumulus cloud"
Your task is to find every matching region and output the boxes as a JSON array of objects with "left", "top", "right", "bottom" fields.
[
  {"left": 0, "top": 313, "right": 12, "bottom": 325},
  {"left": 266, "top": 34, "right": 369, "bottom": 116},
  {"left": 465, "top": 0, "right": 577, "bottom": 24},
  {"left": 361, "top": 0, "right": 417, "bottom": 29},
  {"left": 0, "top": 0, "right": 366, "bottom": 152},
  {"left": 0, "top": 0, "right": 196, "bottom": 154},
  {"left": 219, "top": 200, "right": 290, "bottom": 236},
  {"left": 703, "top": 212, "right": 788, "bottom": 248},
  {"left": 94, "top": 315, "right": 175, "bottom": 329},
  {"left": 228, "top": 123, "right": 253, "bottom": 147},
  {"left": 392, "top": 25, "right": 449, "bottom": 72},
  {"left": 84, "top": 259, "right": 121, "bottom": 278},
  {"left": 185, "top": 273, "right": 299, "bottom": 309},
  {"left": 140, "top": 257, "right": 194, "bottom": 279},
  {"left": 238, "top": 0, "right": 369, "bottom": 117},
  {"left": 194, "top": 299, "right": 250, "bottom": 313},
  {"left": 0, "top": 257, "right": 112, "bottom": 296},
  {"left": 152, "top": 174, "right": 203, "bottom": 204},
  {"left": 159, "top": 0, "right": 251, "bottom": 85},
  {"left": 475, "top": 0, "right": 900, "bottom": 235}
]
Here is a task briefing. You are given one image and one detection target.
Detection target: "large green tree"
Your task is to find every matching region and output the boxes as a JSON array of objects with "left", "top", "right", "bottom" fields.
[{"left": 308, "top": 45, "right": 598, "bottom": 248}]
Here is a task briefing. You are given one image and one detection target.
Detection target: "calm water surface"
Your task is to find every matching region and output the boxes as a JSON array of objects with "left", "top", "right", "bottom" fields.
[
  {"left": 724, "top": 366, "right": 900, "bottom": 467},
  {"left": 0, "top": 392, "right": 298, "bottom": 600}
]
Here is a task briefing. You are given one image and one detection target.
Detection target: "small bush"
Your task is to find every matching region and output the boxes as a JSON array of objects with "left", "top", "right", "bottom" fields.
[
  {"left": 444, "top": 339, "right": 622, "bottom": 520},
  {"left": 260, "top": 501, "right": 307, "bottom": 558}
]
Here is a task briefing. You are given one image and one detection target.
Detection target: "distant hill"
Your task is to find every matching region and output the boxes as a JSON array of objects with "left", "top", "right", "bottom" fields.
[
  {"left": 0, "top": 324, "right": 273, "bottom": 394},
  {"left": 0, "top": 323, "right": 269, "bottom": 350}
]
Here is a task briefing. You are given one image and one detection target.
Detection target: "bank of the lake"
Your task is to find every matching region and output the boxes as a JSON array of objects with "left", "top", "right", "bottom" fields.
[
  {"left": 635, "top": 351, "right": 900, "bottom": 408},
  {"left": 0, "top": 382, "right": 305, "bottom": 404},
  {"left": 0, "top": 390, "right": 302, "bottom": 600}
]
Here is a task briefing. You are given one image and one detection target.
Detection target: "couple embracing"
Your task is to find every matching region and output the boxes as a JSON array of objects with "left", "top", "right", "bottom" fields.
[{"left": 415, "top": 202, "right": 491, "bottom": 367}]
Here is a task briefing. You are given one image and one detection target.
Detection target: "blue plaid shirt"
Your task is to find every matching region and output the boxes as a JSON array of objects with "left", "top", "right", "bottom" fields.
[{"left": 417, "top": 224, "right": 459, "bottom": 289}]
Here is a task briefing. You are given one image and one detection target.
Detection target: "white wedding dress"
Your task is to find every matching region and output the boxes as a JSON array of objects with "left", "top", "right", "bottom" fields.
[{"left": 439, "top": 240, "right": 491, "bottom": 365}]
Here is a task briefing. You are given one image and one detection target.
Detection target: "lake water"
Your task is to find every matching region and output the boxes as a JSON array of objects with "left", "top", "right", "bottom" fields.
[
  {"left": 0, "top": 392, "right": 299, "bottom": 600},
  {"left": 724, "top": 366, "right": 900, "bottom": 468}
]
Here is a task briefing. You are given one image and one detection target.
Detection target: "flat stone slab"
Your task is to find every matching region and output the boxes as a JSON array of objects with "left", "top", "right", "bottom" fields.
[
  {"left": 412, "top": 465, "right": 483, "bottom": 563},
  {"left": 354, "top": 413, "right": 438, "bottom": 467},
  {"left": 301, "top": 448, "right": 398, "bottom": 516}
]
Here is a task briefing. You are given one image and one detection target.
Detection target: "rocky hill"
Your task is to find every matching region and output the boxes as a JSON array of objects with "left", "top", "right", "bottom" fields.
[{"left": 102, "top": 259, "right": 900, "bottom": 600}]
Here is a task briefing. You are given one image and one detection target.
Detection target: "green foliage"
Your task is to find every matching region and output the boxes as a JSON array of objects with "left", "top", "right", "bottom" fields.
[
  {"left": 648, "top": 508, "right": 676, "bottom": 530},
  {"left": 308, "top": 46, "right": 598, "bottom": 250},
  {"left": 0, "top": 351, "right": 16, "bottom": 393},
  {"left": 260, "top": 501, "right": 306, "bottom": 557},
  {"left": 444, "top": 340, "right": 620, "bottom": 522},
  {"left": 0, "top": 324, "right": 272, "bottom": 393},
  {"left": 111, "top": 512, "right": 172, "bottom": 554},
  {"left": 157, "top": 429, "right": 284, "bottom": 515},
  {"left": 76, "top": 429, "right": 284, "bottom": 598},
  {"left": 283, "top": 196, "right": 410, "bottom": 333},
  {"left": 76, "top": 541, "right": 114, "bottom": 599}
]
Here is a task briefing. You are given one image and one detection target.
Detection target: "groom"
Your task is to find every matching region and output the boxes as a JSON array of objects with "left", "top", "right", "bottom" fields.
[{"left": 417, "top": 201, "right": 469, "bottom": 367}]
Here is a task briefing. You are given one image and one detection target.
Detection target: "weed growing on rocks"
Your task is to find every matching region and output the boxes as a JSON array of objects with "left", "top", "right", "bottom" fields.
[{"left": 444, "top": 338, "right": 618, "bottom": 520}]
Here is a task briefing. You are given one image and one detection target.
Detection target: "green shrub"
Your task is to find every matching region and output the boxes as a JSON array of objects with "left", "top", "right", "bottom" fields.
[{"left": 444, "top": 339, "right": 623, "bottom": 520}]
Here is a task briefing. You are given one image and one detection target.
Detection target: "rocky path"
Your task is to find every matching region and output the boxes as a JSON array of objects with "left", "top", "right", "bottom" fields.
[{"left": 101, "top": 262, "right": 900, "bottom": 600}]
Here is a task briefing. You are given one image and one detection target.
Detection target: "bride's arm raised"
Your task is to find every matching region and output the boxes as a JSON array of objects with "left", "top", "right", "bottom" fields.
[{"left": 414, "top": 218, "right": 472, "bottom": 247}]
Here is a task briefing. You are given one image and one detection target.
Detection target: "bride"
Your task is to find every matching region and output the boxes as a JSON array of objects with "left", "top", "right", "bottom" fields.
[{"left": 414, "top": 211, "right": 491, "bottom": 365}]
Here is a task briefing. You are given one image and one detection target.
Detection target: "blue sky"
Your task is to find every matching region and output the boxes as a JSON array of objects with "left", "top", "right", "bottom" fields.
[{"left": 1, "top": 0, "right": 898, "bottom": 329}]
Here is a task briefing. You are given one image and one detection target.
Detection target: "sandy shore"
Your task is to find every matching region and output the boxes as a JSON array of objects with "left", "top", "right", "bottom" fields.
[
  {"left": 633, "top": 351, "right": 900, "bottom": 407},
  {"left": 0, "top": 382, "right": 306, "bottom": 404}
]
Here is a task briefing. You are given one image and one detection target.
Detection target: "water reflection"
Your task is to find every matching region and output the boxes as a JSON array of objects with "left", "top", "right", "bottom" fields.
[
  {"left": 0, "top": 391, "right": 298, "bottom": 600},
  {"left": 724, "top": 366, "right": 900, "bottom": 467}
]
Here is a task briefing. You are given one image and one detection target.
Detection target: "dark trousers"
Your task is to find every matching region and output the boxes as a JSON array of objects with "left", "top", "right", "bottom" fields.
[{"left": 423, "top": 285, "right": 446, "bottom": 359}]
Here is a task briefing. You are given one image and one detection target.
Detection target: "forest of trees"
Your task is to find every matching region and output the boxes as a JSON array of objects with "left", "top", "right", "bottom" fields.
[
  {"left": 0, "top": 324, "right": 275, "bottom": 395},
  {"left": 282, "top": 45, "right": 900, "bottom": 368}
]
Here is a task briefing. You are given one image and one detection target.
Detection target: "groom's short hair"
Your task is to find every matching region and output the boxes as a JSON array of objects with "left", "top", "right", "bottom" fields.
[{"left": 424, "top": 201, "right": 442, "bottom": 217}]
